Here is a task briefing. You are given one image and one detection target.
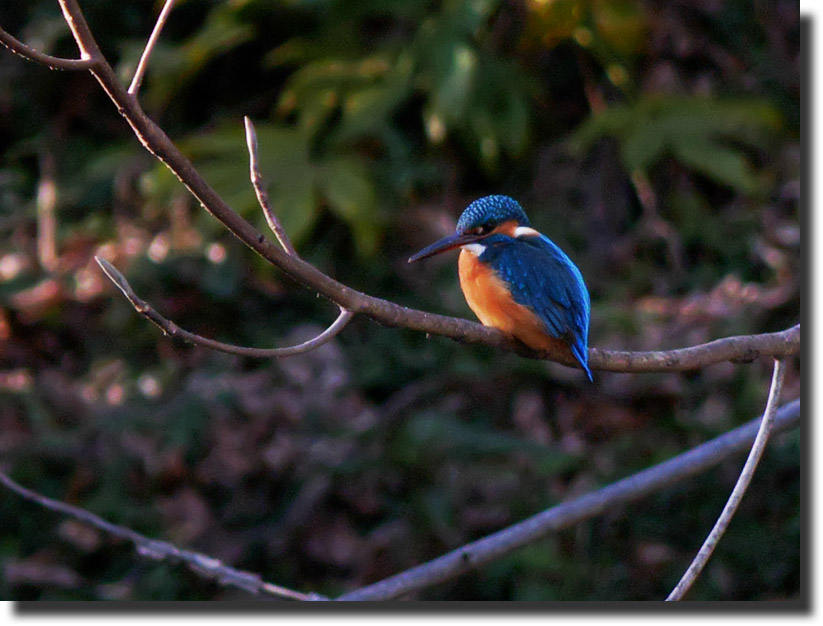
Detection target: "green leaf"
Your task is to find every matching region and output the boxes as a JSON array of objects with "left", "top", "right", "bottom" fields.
[
  {"left": 432, "top": 41, "right": 478, "bottom": 121},
  {"left": 278, "top": 55, "right": 395, "bottom": 133},
  {"left": 673, "top": 139, "right": 762, "bottom": 194},
  {"left": 270, "top": 171, "right": 318, "bottom": 245},
  {"left": 249, "top": 124, "right": 319, "bottom": 243},
  {"left": 571, "top": 96, "right": 781, "bottom": 194},
  {"left": 319, "top": 157, "right": 380, "bottom": 256},
  {"left": 619, "top": 117, "right": 669, "bottom": 171},
  {"left": 592, "top": 0, "right": 647, "bottom": 56},
  {"left": 338, "top": 72, "right": 412, "bottom": 142}
]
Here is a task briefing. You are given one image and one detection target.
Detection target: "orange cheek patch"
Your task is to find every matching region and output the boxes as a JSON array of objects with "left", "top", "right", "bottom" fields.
[
  {"left": 492, "top": 220, "right": 520, "bottom": 237},
  {"left": 458, "top": 249, "right": 573, "bottom": 358}
]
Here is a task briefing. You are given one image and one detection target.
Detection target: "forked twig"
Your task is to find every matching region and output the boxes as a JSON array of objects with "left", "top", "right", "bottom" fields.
[
  {"left": 96, "top": 256, "right": 352, "bottom": 358},
  {"left": 244, "top": 116, "right": 299, "bottom": 257},
  {"left": 0, "top": 471, "right": 326, "bottom": 601},
  {"left": 0, "top": 0, "right": 802, "bottom": 604},
  {"left": 57, "top": 0, "right": 104, "bottom": 62},
  {"left": 0, "top": 1, "right": 801, "bottom": 374},
  {"left": 128, "top": 0, "right": 177, "bottom": 96},
  {"left": 666, "top": 358, "right": 788, "bottom": 600}
]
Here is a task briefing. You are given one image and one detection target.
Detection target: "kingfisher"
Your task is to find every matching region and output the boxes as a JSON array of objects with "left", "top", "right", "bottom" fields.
[{"left": 408, "top": 195, "right": 592, "bottom": 380}]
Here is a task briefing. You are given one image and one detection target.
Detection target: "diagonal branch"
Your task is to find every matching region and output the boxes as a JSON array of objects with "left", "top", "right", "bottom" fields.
[
  {"left": 36, "top": 0, "right": 798, "bottom": 375},
  {"left": 0, "top": 470, "right": 327, "bottom": 601},
  {"left": 244, "top": 116, "right": 299, "bottom": 257},
  {"left": 128, "top": 0, "right": 177, "bottom": 96},
  {"left": 666, "top": 358, "right": 787, "bottom": 600},
  {"left": 336, "top": 398, "right": 800, "bottom": 600},
  {"left": 95, "top": 256, "right": 353, "bottom": 358},
  {"left": 57, "top": 0, "right": 104, "bottom": 63}
]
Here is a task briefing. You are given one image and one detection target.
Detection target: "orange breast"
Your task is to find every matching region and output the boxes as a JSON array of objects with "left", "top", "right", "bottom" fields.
[{"left": 458, "top": 249, "right": 574, "bottom": 358}]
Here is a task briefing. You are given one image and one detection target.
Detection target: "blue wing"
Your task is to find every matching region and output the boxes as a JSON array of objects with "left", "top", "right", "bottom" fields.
[{"left": 481, "top": 233, "right": 591, "bottom": 379}]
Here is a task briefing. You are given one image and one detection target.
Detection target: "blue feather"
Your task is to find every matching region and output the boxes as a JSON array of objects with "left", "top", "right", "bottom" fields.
[
  {"left": 457, "top": 195, "right": 530, "bottom": 232},
  {"left": 477, "top": 233, "right": 592, "bottom": 380}
]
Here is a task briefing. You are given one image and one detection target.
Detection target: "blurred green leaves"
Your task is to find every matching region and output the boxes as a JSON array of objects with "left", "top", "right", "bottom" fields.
[
  {"left": 143, "top": 121, "right": 381, "bottom": 255},
  {"left": 523, "top": 0, "right": 647, "bottom": 89},
  {"left": 412, "top": 0, "right": 531, "bottom": 165},
  {"left": 138, "top": 0, "right": 537, "bottom": 257},
  {"left": 319, "top": 157, "right": 380, "bottom": 255},
  {"left": 591, "top": 0, "right": 647, "bottom": 57},
  {"left": 572, "top": 96, "right": 782, "bottom": 194},
  {"left": 121, "top": 2, "right": 256, "bottom": 113}
]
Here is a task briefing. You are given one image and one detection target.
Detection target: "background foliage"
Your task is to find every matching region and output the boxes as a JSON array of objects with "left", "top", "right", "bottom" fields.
[{"left": 0, "top": 0, "right": 800, "bottom": 600}]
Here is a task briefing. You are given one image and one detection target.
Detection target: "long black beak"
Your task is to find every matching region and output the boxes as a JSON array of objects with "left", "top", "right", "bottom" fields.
[{"left": 408, "top": 232, "right": 484, "bottom": 263}]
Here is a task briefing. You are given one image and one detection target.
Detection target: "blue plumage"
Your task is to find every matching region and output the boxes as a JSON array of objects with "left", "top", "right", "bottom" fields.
[
  {"left": 409, "top": 195, "right": 592, "bottom": 380},
  {"left": 457, "top": 195, "right": 530, "bottom": 232},
  {"left": 476, "top": 233, "right": 592, "bottom": 380}
]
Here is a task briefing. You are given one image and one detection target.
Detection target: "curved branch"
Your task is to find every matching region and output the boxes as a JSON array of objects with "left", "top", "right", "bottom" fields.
[
  {"left": 666, "top": 358, "right": 787, "bottom": 600},
  {"left": 39, "top": 0, "right": 800, "bottom": 374},
  {"left": 0, "top": 471, "right": 326, "bottom": 601},
  {"left": 336, "top": 398, "right": 800, "bottom": 601},
  {"left": 95, "top": 256, "right": 353, "bottom": 358},
  {"left": 0, "top": 26, "right": 96, "bottom": 70}
]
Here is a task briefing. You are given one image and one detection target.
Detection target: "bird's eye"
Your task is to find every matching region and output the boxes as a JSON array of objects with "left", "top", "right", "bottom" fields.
[{"left": 474, "top": 224, "right": 493, "bottom": 235}]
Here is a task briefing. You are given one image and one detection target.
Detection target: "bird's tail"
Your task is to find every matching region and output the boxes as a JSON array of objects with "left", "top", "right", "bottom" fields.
[{"left": 571, "top": 343, "right": 593, "bottom": 382}]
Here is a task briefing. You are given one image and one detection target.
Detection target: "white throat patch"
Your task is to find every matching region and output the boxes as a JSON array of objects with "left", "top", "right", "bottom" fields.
[
  {"left": 461, "top": 243, "right": 486, "bottom": 257},
  {"left": 513, "top": 226, "right": 540, "bottom": 238}
]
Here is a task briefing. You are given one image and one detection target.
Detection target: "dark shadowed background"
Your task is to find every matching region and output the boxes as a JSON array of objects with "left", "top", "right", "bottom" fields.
[{"left": 0, "top": 0, "right": 800, "bottom": 600}]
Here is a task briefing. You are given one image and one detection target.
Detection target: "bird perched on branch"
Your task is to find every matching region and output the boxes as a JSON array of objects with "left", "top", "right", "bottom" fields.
[{"left": 409, "top": 195, "right": 592, "bottom": 380}]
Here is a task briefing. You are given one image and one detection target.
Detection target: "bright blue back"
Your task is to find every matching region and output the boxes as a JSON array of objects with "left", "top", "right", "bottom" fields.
[{"left": 477, "top": 233, "right": 591, "bottom": 379}]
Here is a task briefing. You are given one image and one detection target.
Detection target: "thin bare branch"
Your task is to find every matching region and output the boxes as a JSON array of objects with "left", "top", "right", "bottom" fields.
[
  {"left": 666, "top": 358, "right": 788, "bottom": 601},
  {"left": 58, "top": 0, "right": 105, "bottom": 62},
  {"left": 36, "top": 1, "right": 798, "bottom": 375},
  {"left": 0, "top": 26, "right": 96, "bottom": 70},
  {"left": 588, "top": 324, "right": 799, "bottom": 373},
  {"left": 0, "top": 470, "right": 326, "bottom": 601},
  {"left": 95, "top": 256, "right": 353, "bottom": 357},
  {"left": 128, "top": 0, "right": 177, "bottom": 96},
  {"left": 336, "top": 398, "right": 800, "bottom": 600},
  {"left": 244, "top": 116, "right": 299, "bottom": 257}
]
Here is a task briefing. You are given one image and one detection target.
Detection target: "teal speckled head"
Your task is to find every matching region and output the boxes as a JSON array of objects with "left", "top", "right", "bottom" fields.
[
  {"left": 456, "top": 195, "right": 530, "bottom": 233},
  {"left": 408, "top": 195, "right": 532, "bottom": 264}
]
